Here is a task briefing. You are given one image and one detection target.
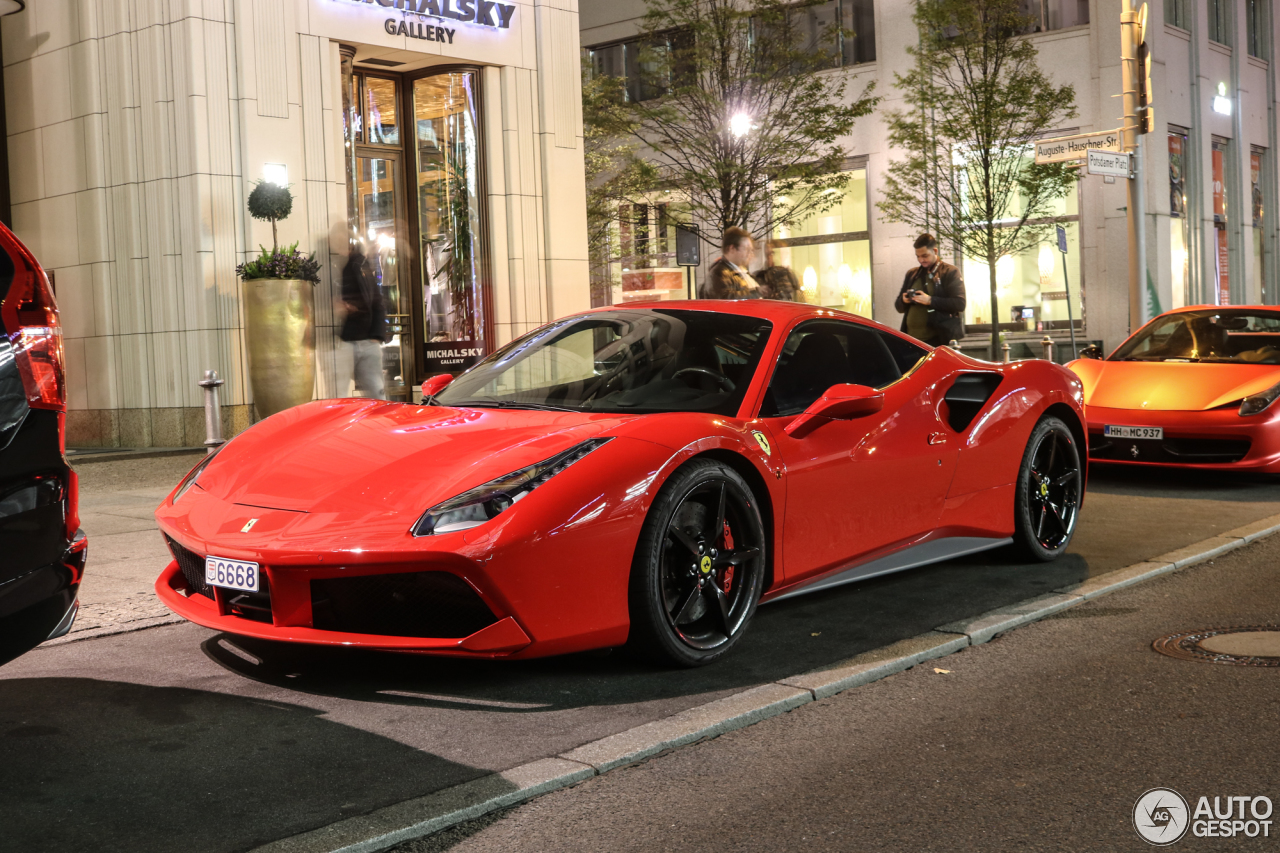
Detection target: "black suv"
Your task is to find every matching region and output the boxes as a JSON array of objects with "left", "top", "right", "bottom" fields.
[{"left": 0, "top": 222, "right": 86, "bottom": 665}]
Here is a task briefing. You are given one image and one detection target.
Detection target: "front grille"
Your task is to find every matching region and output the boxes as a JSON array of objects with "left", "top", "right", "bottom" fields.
[
  {"left": 1090, "top": 435, "right": 1251, "bottom": 464},
  {"left": 310, "top": 572, "right": 498, "bottom": 638},
  {"left": 165, "top": 535, "right": 212, "bottom": 599}
]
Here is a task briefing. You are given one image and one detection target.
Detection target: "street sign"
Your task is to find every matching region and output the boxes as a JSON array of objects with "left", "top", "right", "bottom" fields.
[
  {"left": 675, "top": 225, "right": 700, "bottom": 266},
  {"left": 1034, "top": 129, "right": 1122, "bottom": 164},
  {"left": 1056, "top": 225, "right": 1068, "bottom": 254},
  {"left": 1087, "top": 149, "right": 1132, "bottom": 178}
]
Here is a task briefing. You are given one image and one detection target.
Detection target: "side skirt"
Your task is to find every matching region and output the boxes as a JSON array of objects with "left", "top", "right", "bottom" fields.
[{"left": 764, "top": 536, "right": 1013, "bottom": 604}]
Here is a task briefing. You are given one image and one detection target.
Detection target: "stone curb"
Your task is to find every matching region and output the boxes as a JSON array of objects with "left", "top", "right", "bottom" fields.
[
  {"left": 936, "top": 592, "right": 1083, "bottom": 645},
  {"left": 778, "top": 630, "right": 969, "bottom": 700},
  {"left": 42, "top": 615, "right": 185, "bottom": 647},
  {"left": 233, "top": 516, "right": 1280, "bottom": 853},
  {"left": 561, "top": 683, "right": 812, "bottom": 774},
  {"left": 250, "top": 759, "right": 596, "bottom": 853}
]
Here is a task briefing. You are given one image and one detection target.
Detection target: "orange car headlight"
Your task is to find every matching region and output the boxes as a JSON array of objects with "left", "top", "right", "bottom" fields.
[{"left": 1240, "top": 382, "right": 1280, "bottom": 417}]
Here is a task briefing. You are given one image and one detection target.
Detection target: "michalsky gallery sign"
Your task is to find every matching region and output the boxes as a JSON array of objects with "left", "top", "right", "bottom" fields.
[{"left": 339, "top": 0, "right": 517, "bottom": 42}]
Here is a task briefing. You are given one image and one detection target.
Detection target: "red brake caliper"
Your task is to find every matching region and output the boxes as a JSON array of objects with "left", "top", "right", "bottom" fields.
[{"left": 722, "top": 521, "right": 735, "bottom": 593}]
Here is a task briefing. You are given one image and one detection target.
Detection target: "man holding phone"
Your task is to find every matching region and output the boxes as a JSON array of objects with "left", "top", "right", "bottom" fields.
[{"left": 894, "top": 232, "right": 966, "bottom": 346}]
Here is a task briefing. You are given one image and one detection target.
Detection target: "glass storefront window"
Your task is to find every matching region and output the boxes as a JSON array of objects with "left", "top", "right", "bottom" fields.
[
  {"left": 961, "top": 225, "right": 1082, "bottom": 331},
  {"left": 771, "top": 169, "right": 872, "bottom": 318},
  {"left": 1213, "top": 139, "right": 1230, "bottom": 305},
  {"left": 1170, "top": 130, "right": 1190, "bottom": 309},
  {"left": 356, "top": 155, "right": 409, "bottom": 398},
  {"left": 958, "top": 149, "right": 1082, "bottom": 332},
  {"left": 414, "top": 71, "right": 487, "bottom": 374},
  {"left": 364, "top": 77, "right": 400, "bottom": 146}
]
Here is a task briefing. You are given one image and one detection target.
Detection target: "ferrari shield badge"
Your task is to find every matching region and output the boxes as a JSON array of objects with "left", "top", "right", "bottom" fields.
[
  {"left": 752, "top": 431, "right": 772, "bottom": 456},
  {"left": 241, "top": 518, "right": 259, "bottom": 533}
]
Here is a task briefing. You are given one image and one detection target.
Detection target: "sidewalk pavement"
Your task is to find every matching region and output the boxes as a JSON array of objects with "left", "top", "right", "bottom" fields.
[{"left": 59, "top": 452, "right": 206, "bottom": 642}]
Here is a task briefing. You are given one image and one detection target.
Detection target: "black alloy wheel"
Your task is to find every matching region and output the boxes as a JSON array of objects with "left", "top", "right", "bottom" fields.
[
  {"left": 627, "top": 459, "right": 766, "bottom": 667},
  {"left": 1013, "top": 415, "right": 1082, "bottom": 561}
]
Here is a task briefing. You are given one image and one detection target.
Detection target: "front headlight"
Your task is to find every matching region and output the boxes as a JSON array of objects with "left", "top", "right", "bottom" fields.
[
  {"left": 1240, "top": 381, "right": 1280, "bottom": 416},
  {"left": 412, "top": 438, "right": 612, "bottom": 536},
  {"left": 173, "top": 447, "right": 222, "bottom": 503}
]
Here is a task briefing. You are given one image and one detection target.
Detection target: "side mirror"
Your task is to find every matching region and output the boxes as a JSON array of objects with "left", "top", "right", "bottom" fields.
[
  {"left": 1079, "top": 344, "right": 1104, "bottom": 360},
  {"left": 421, "top": 373, "right": 454, "bottom": 399},
  {"left": 784, "top": 383, "right": 884, "bottom": 438}
]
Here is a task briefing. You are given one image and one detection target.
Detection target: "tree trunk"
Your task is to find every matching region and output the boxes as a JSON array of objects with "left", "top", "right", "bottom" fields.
[
  {"left": 271, "top": 219, "right": 279, "bottom": 254},
  {"left": 988, "top": 249, "right": 1000, "bottom": 362}
]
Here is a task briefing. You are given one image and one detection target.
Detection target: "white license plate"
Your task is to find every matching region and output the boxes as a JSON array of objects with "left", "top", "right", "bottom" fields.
[
  {"left": 205, "top": 556, "right": 260, "bottom": 592},
  {"left": 1104, "top": 425, "right": 1164, "bottom": 440}
]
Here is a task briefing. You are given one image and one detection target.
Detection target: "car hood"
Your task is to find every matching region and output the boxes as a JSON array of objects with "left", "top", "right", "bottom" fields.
[
  {"left": 1069, "top": 359, "right": 1280, "bottom": 411},
  {"left": 195, "top": 400, "right": 645, "bottom": 514}
]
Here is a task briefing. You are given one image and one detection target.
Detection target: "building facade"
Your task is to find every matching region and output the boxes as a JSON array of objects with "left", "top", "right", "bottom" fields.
[
  {"left": 1, "top": 0, "right": 589, "bottom": 447},
  {"left": 580, "top": 0, "right": 1280, "bottom": 358}
]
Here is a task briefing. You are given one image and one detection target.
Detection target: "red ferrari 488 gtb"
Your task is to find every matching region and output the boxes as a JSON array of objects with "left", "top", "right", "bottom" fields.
[{"left": 156, "top": 301, "right": 1086, "bottom": 666}]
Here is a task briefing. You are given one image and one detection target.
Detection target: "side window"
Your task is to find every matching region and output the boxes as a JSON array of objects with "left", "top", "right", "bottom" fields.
[
  {"left": 875, "top": 330, "right": 928, "bottom": 375},
  {"left": 761, "top": 321, "right": 905, "bottom": 417}
]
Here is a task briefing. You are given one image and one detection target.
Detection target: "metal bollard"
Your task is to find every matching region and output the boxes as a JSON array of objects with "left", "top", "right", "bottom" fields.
[
  {"left": 1041, "top": 335, "right": 1055, "bottom": 361},
  {"left": 1001, "top": 341, "right": 1011, "bottom": 363},
  {"left": 948, "top": 339, "right": 960, "bottom": 349},
  {"left": 199, "top": 369, "right": 225, "bottom": 453}
]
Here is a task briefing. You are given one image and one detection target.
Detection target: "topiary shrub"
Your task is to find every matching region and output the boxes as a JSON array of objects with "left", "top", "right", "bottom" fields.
[{"left": 247, "top": 181, "right": 293, "bottom": 252}]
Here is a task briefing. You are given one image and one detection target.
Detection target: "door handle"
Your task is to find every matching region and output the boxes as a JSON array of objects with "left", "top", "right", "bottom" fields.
[{"left": 928, "top": 432, "right": 948, "bottom": 446}]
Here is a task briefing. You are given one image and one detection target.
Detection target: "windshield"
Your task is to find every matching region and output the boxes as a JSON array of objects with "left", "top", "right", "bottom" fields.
[
  {"left": 1111, "top": 309, "right": 1280, "bottom": 365},
  {"left": 436, "top": 309, "right": 773, "bottom": 415}
]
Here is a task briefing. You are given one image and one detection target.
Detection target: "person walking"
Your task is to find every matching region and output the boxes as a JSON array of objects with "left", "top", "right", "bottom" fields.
[
  {"left": 894, "top": 233, "right": 966, "bottom": 347},
  {"left": 701, "top": 227, "right": 760, "bottom": 299},
  {"left": 340, "top": 239, "right": 388, "bottom": 399},
  {"left": 755, "top": 240, "right": 799, "bottom": 301}
]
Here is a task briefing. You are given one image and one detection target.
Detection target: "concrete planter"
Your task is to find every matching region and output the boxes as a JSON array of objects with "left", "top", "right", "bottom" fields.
[{"left": 241, "top": 277, "right": 315, "bottom": 419}]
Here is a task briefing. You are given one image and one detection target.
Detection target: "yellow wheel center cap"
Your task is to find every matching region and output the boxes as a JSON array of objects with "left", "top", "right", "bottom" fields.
[
  {"left": 1040, "top": 482, "right": 1049, "bottom": 497},
  {"left": 700, "top": 556, "right": 713, "bottom": 574}
]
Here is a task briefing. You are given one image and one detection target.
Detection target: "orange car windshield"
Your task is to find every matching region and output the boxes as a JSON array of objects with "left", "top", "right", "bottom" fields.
[{"left": 1112, "top": 310, "right": 1280, "bottom": 364}]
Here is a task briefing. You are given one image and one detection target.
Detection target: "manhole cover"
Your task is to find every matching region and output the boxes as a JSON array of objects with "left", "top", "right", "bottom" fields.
[{"left": 1153, "top": 626, "right": 1280, "bottom": 666}]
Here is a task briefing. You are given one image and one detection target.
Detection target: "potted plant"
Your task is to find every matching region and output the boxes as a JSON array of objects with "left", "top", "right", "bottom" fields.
[{"left": 236, "top": 181, "right": 321, "bottom": 419}]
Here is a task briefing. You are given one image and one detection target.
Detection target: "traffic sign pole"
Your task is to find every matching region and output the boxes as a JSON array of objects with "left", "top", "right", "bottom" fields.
[{"left": 1057, "top": 225, "right": 1078, "bottom": 359}]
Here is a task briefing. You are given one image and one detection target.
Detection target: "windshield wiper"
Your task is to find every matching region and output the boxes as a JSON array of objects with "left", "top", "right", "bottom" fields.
[{"left": 450, "top": 398, "right": 578, "bottom": 412}]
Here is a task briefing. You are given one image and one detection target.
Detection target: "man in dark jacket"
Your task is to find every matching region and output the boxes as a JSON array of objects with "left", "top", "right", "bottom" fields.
[
  {"left": 894, "top": 232, "right": 966, "bottom": 346},
  {"left": 700, "top": 227, "right": 760, "bottom": 299},
  {"left": 340, "top": 239, "right": 388, "bottom": 399}
]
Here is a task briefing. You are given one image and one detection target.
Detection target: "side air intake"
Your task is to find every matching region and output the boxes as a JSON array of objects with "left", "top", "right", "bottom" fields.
[{"left": 943, "top": 373, "right": 1003, "bottom": 432}]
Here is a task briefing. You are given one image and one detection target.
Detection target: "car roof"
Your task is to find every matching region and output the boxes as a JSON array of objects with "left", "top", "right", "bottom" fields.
[
  {"left": 1160, "top": 304, "right": 1280, "bottom": 315},
  {"left": 578, "top": 299, "right": 883, "bottom": 327}
]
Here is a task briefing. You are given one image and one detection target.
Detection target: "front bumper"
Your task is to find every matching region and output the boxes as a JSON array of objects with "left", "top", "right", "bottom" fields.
[
  {"left": 155, "top": 555, "right": 533, "bottom": 657},
  {"left": 1086, "top": 405, "right": 1280, "bottom": 472}
]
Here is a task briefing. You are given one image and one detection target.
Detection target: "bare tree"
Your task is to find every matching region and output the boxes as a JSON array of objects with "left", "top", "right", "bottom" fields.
[
  {"left": 879, "top": 0, "right": 1077, "bottom": 359},
  {"left": 610, "top": 0, "right": 878, "bottom": 249}
]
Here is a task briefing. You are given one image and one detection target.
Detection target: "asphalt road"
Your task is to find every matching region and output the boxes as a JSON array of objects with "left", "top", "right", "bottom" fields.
[
  {"left": 408, "top": 508, "right": 1280, "bottom": 853},
  {"left": 2, "top": 465, "right": 1279, "bottom": 853}
]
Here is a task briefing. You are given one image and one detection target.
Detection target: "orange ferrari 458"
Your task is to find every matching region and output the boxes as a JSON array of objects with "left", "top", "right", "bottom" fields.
[{"left": 1070, "top": 305, "right": 1280, "bottom": 473}]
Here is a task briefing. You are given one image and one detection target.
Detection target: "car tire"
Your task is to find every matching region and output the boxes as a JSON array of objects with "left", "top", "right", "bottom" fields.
[
  {"left": 1013, "top": 415, "right": 1083, "bottom": 561},
  {"left": 626, "top": 459, "right": 767, "bottom": 667}
]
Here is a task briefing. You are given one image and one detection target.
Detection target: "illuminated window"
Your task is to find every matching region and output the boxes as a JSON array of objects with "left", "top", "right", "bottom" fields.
[{"left": 771, "top": 169, "right": 873, "bottom": 319}]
